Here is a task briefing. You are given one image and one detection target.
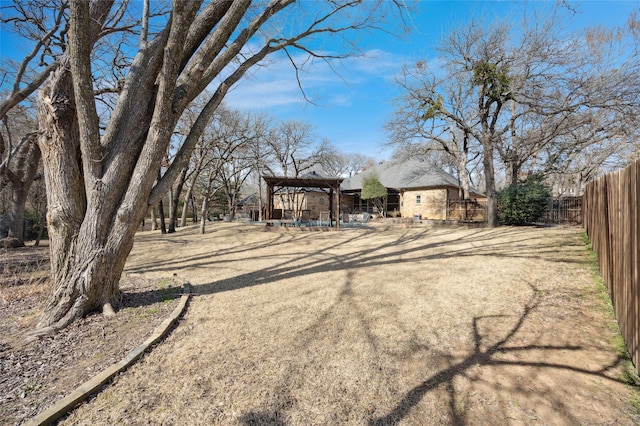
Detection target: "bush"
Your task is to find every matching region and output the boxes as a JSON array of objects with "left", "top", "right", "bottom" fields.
[{"left": 497, "top": 176, "right": 552, "bottom": 225}]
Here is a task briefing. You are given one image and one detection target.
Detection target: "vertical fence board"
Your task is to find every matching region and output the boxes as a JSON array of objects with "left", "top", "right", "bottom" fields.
[
  {"left": 621, "top": 168, "right": 630, "bottom": 343},
  {"left": 584, "top": 159, "right": 640, "bottom": 371},
  {"left": 632, "top": 162, "right": 640, "bottom": 369}
]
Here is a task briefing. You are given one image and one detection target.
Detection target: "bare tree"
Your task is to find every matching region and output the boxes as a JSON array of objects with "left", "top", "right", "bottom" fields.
[
  {"left": 389, "top": 20, "right": 516, "bottom": 226},
  {"left": 388, "top": 62, "right": 481, "bottom": 199},
  {"left": 310, "top": 141, "right": 372, "bottom": 178},
  {"left": 389, "top": 7, "right": 640, "bottom": 226},
  {"left": 3, "top": 135, "right": 40, "bottom": 246},
  {"left": 0, "top": 1, "right": 68, "bottom": 245},
  {"left": 197, "top": 107, "right": 266, "bottom": 232},
  {"left": 243, "top": 113, "right": 273, "bottom": 222},
  {"left": 30, "top": 0, "right": 404, "bottom": 333},
  {"left": 0, "top": 103, "right": 41, "bottom": 246},
  {"left": 343, "top": 152, "right": 376, "bottom": 177},
  {"left": 1, "top": 1, "right": 157, "bottom": 249},
  {"left": 544, "top": 108, "right": 640, "bottom": 195},
  {"left": 263, "top": 119, "right": 333, "bottom": 213},
  {"left": 173, "top": 96, "right": 216, "bottom": 227},
  {"left": 0, "top": 1, "right": 68, "bottom": 120}
]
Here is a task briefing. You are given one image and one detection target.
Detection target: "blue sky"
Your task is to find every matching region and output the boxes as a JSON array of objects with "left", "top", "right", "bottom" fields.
[
  {"left": 224, "top": 0, "right": 640, "bottom": 161},
  {"left": 1, "top": 1, "right": 638, "bottom": 161}
]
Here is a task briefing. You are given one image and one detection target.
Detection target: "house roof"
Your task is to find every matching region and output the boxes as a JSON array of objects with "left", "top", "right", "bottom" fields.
[
  {"left": 237, "top": 193, "right": 260, "bottom": 206},
  {"left": 341, "top": 159, "right": 483, "bottom": 196}
]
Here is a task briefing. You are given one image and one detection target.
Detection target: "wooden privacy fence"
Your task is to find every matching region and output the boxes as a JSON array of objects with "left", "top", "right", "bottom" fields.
[
  {"left": 542, "top": 197, "right": 582, "bottom": 224},
  {"left": 448, "top": 196, "right": 582, "bottom": 224},
  {"left": 583, "top": 159, "right": 639, "bottom": 371},
  {"left": 448, "top": 199, "right": 487, "bottom": 221}
]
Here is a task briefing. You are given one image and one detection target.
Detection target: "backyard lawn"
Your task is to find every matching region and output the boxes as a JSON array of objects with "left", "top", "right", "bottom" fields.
[{"left": 58, "top": 222, "right": 638, "bottom": 425}]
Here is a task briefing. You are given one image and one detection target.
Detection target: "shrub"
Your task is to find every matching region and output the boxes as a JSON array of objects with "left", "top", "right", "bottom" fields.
[{"left": 497, "top": 176, "right": 552, "bottom": 225}]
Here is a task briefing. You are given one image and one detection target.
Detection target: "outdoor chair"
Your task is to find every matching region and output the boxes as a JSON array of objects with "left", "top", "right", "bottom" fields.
[
  {"left": 317, "top": 211, "right": 330, "bottom": 227},
  {"left": 341, "top": 213, "right": 351, "bottom": 227},
  {"left": 299, "top": 210, "right": 312, "bottom": 226}
]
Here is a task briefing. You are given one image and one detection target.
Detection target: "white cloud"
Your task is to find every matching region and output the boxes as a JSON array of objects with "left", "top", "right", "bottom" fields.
[
  {"left": 224, "top": 48, "right": 407, "bottom": 111},
  {"left": 226, "top": 75, "right": 305, "bottom": 109}
]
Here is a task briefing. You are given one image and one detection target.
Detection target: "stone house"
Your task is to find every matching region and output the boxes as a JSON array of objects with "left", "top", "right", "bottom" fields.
[{"left": 340, "top": 159, "right": 485, "bottom": 221}]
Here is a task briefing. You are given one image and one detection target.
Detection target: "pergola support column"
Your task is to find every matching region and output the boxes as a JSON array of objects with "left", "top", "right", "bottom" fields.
[{"left": 266, "top": 183, "right": 273, "bottom": 220}]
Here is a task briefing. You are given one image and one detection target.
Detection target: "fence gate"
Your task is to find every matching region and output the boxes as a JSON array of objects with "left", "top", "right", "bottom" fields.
[{"left": 542, "top": 197, "right": 583, "bottom": 224}]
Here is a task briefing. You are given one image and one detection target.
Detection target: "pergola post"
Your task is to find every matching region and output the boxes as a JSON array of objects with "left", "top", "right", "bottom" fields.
[
  {"left": 266, "top": 183, "right": 273, "bottom": 220},
  {"left": 329, "top": 188, "right": 334, "bottom": 226},
  {"left": 334, "top": 183, "right": 341, "bottom": 229}
]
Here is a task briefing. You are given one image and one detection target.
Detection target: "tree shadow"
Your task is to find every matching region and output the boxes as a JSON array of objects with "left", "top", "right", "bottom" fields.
[
  {"left": 237, "top": 270, "right": 377, "bottom": 423},
  {"left": 369, "top": 284, "right": 628, "bottom": 425},
  {"left": 126, "top": 228, "right": 306, "bottom": 275},
  {"left": 235, "top": 273, "right": 626, "bottom": 426},
  {"left": 186, "top": 226, "right": 583, "bottom": 298},
  {"left": 118, "top": 286, "right": 183, "bottom": 309},
  {"left": 232, "top": 271, "right": 632, "bottom": 424},
  {"left": 121, "top": 225, "right": 629, "bottom": 422}
]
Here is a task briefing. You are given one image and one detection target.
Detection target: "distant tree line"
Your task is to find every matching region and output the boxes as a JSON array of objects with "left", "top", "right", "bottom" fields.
[
  {"left": 387, "top": 5, "right": 640, "bottom": 226},
  {"left": 0, "top": 0, "right": 402, "bottom": 332}
]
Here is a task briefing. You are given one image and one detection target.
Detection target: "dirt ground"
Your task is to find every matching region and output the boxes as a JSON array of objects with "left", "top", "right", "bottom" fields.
[
  {"left": 2, "top": 222, "right": 640, "bottom": 425},
  {"left": 0, "top": 246, "right": 182, "bottom": 425}
]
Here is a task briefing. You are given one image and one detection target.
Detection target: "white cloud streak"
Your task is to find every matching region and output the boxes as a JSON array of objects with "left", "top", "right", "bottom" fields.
[{"left": 224, "top": 48, "right": 406, "bottom": 111}]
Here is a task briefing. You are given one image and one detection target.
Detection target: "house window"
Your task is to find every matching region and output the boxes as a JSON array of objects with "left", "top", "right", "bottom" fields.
[{"left": 416, "top": 195, "right": 421, "bottom": 204}]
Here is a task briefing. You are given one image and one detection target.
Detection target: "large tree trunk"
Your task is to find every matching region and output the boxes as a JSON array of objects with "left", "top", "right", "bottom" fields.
[
  {"left": 35, "top": 0, "right": 138, "bottom": 332},
  {"left": 36, "top": 55, "right": 138, "bottom": 331},
  {"left": 456, "top": 153, "right": 471, "bottom": 200},
  {"left": 168, "top": 165, "right": 188, "bottom": 233},
  {"left": 36, "top": 230, "right": 135, "bottom": 330},
  {"left": 504, "top": 149, "right": 520, "bottom": 188},
  {"left": 32, "top": 0, "right": 383, "bottom": 334},
  {"left": 37, "top": 55, "right": 120, "bottom": 331},
  {"left": 481, "top": 139, "right": 499, "bottom": 227},
  {"left": 180, "top": 183, "right": 194, "bottom": 227}
]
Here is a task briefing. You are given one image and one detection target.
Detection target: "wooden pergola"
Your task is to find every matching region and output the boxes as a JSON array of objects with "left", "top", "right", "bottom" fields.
[{"left": 262, "top": 175, "right": 344, "bottom": 228}]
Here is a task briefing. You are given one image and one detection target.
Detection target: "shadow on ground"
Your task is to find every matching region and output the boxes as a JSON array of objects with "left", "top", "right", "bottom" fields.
[{"left": 127, "top": 225, "right": 638, "bottom": 424}]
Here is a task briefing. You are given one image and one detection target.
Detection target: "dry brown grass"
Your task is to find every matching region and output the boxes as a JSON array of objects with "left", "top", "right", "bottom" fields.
[{"left": 60, "top": 222, "right": 639, "bottom": 425}]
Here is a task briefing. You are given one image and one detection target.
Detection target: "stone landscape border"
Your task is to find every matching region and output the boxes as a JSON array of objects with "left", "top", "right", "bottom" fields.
[{"left": 25, "top": 282, "right": 192, "bottom": 426}]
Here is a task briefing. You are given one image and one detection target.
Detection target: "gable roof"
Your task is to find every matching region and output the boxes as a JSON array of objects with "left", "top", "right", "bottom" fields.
[{"left": 341, "top": 159, "right": 483, "bottom": 196}]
